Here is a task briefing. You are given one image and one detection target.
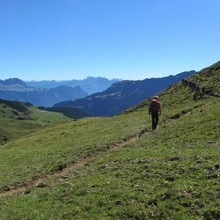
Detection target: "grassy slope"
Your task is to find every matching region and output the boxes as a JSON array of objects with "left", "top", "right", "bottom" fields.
[
  {"left": 189, "top": 61, "right": 220, "bottom": 97},
  {"left": 0, "top": 100, "right": 70, "bottom": 144},
  {"left": 0, "top": 62, "right": 219, "bottom": 219}
]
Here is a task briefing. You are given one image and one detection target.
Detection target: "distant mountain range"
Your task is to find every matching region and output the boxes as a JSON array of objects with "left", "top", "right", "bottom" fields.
[
  {"left": 0, "top": 77, "right": 118, "bottom": 107},
  {"left": 25, "top": 77, "right": 119, "bottom": 95},
  {"left": 0, "top": 72, "right": 196, "bottom": 112},
  {"left": 53, "top": 71, "right": 196, "bottom": 116}
]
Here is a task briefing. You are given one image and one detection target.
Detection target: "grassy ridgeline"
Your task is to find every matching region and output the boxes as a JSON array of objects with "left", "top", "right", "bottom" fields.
[{"left": 0, "top": 62, "right": 220, "bottom": 219}]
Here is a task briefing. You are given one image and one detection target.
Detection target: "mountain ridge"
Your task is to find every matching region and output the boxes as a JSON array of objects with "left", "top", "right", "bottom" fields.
[
  {"left": 54, "top": 70, "right": 196, "bottom": 116},
  {"left": 25, "top": 76, "right": 119, "bottom": 95},
  {"left": 0, "top": 77, "right": 120, "bottom": 106},
  {"left": 0, "top": 84, "right": 87, "bottom": 107}
]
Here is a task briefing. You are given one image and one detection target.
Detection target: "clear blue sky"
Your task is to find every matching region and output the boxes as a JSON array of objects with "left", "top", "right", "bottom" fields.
[{"left": 0, "top": 0, "right": 219, "bottom": 81}]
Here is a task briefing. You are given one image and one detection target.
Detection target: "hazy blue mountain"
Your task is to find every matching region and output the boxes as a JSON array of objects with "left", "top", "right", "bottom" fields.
[
  {"left": 26, "top": 77, "right": 120, "bottom": 95},
  {"left": 0, "top": 79, "right": 88, "bottom": 107},
  {"left": 0, "top": 78, "right": 26, "bottom": 87},
  {"left": 53, "top": 71, "right": 196, "bottom": 116}
]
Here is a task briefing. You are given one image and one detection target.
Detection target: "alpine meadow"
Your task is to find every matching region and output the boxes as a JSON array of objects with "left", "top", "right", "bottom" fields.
[{"left": 0, "top": 62, "right": 220, "bottom": 219}]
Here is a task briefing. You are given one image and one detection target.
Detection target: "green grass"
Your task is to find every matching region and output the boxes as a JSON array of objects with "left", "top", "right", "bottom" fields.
[
  {"left": 0, "top": 62, "right": 219, "bottom": 219},
  {"left": 0, "top": 112, "right": 146, "bottom": 191},
  {"left": 189, "top": 61, "right": 220, "bottom": 97},
  {"left": 0, "top": 94, "right": 219, "bottom": 219},
  {"left": 0, "top": 102, "right": 70, "bottom": 144}
]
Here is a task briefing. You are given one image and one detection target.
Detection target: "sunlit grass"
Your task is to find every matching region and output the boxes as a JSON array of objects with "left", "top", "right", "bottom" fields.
[
  {"left": 0, "top": 63, "right": 219, "bottom": 219},
  {"left": 0, "top": 103, "right": 70, "bottom": 143}
]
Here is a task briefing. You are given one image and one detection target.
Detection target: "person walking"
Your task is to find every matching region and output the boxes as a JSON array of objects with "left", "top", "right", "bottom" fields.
[{"left": 149, "top": 96, "right": 161, "bottom": 130}]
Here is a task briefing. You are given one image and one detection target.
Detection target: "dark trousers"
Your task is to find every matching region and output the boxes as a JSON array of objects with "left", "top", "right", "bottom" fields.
[{"left": 151, "top": 112, "right": 159, "bottom": 130}]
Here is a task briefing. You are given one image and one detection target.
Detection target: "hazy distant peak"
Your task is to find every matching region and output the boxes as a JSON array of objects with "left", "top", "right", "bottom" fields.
[{"left": 0, "top": 78, "right": 26, "bottom": 87}]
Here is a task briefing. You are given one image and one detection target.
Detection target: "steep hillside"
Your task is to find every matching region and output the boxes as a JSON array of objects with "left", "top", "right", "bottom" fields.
[
  {"left": 0, "top": 99, "right": 71, "bottom": 144},
  {"left": 0, "top": 63, "right": 219, "bottom": 219},
  {"left": 188, "top": 61, "right": 220, "bottom": 97},
  {"left": 126, "top": 61, "right": 220, "bottom": 114},
  {"left": 54, "top": 71, "right": 195, "bottom": 116}
]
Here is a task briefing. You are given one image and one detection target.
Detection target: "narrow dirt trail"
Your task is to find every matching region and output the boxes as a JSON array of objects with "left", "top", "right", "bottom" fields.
[
  {"left": 1, "top": 104, "right": 199, "bottom": 197},
  {"left": 0, "top": 129, "right": 150, "bottom": 197},
  {"left": 1, "top": 94, "right": 218, "bottom": 197},
  {"left": 37, "top": 111, "right": 51, "bottom": 126}
]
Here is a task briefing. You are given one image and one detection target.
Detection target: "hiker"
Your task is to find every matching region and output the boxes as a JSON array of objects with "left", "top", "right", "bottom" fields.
[{"left": 149, "top": 96, "right": 161, "bottom": 130}]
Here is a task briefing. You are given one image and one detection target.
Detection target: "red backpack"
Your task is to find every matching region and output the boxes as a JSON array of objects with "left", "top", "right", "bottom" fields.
[{"left": 149, "top": 99, "right": 160, "bottom": 113}]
